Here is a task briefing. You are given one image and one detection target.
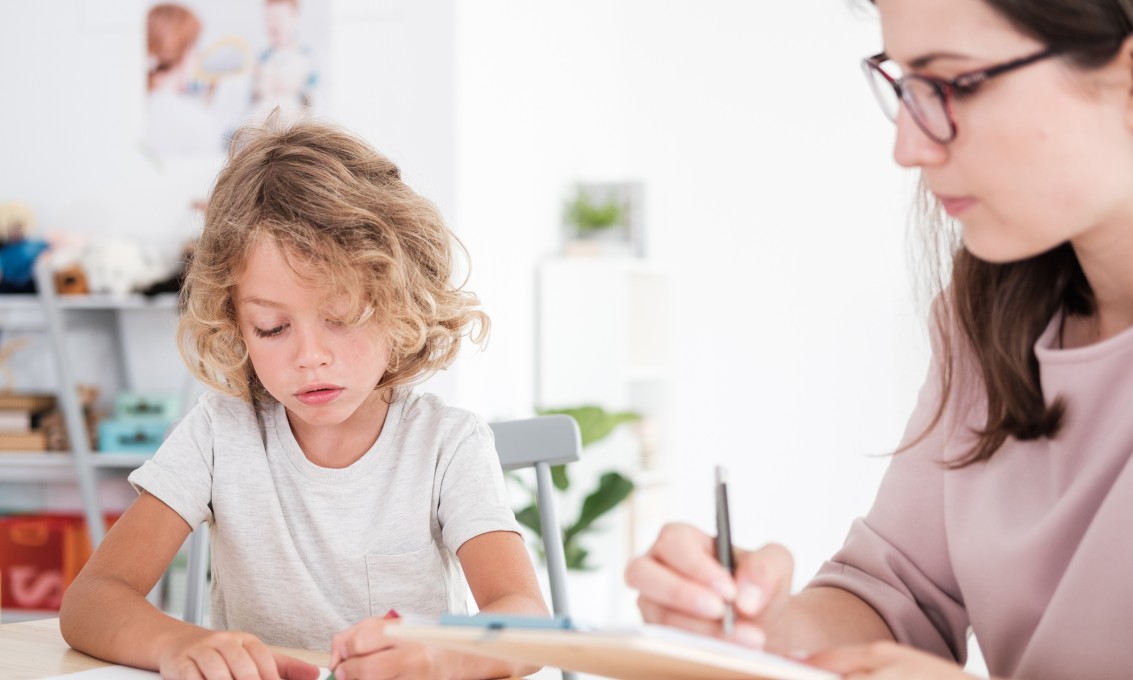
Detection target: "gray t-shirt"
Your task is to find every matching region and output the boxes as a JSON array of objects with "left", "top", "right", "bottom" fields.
[{"left": 129, "top": 389, "right": 521, "bottom": 651}]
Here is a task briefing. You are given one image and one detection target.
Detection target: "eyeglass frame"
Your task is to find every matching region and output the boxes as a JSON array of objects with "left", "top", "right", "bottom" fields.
[{"left": 862, "top": 47, "right": 1062, "bottom": 144}]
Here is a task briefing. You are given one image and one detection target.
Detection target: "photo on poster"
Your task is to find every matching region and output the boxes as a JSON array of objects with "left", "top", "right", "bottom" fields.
[{"left": 143, "top": 0, "right": 329, "bottom": 158}]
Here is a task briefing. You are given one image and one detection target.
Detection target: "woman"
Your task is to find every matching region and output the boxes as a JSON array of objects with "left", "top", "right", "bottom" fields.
[{"left": 625, "top": 0, "right": 1133, "bottom": 678}]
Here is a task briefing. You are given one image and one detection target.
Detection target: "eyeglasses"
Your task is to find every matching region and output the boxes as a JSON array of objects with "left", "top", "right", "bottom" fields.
[{"left": 862, "top": 48, "right": 1060, "bottom": 144}]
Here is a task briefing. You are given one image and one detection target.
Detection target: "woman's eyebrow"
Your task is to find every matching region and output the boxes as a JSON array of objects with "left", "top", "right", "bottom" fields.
[{"left": 904, "top": 50, "right": 974, "bottom": 70}]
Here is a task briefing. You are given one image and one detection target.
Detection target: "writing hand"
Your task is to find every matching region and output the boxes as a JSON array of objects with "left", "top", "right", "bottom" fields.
[
  {"left": 330, "top": 613, "right": 438, "bottom": 680},
  {"left": 624, "top": 522, "right": 794, "bottom": 649}
]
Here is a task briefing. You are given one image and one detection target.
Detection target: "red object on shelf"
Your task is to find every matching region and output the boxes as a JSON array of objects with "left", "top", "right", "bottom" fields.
[{"left": 0, "top": 513, "right": 118, "bottom": 611}]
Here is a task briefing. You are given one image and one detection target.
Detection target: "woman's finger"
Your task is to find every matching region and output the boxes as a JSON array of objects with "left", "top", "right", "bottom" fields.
[{"left": 628, "top": 551, "right": 730, "bottom": 620}]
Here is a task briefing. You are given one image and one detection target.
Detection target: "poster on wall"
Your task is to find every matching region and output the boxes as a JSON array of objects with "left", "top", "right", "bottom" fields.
[{"left": 143, "top": 0, "right": 330, "bottom": 158}]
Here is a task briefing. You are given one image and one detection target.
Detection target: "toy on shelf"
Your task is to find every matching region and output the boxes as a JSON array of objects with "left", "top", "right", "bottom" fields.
[
  {"left": 0, "top": 201, "right": 50, "bottom": 294},
  {"left": 45, "top": 231, "right": 186, "bottom": 297}
]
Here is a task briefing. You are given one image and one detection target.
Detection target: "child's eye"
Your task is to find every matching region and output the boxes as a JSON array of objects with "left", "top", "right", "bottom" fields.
[
  {"left": 253, "top": 324, "right": 287, "bottom": 338},
  {"left": 327, "top": 317, "right": 347, "bottom": 329}
]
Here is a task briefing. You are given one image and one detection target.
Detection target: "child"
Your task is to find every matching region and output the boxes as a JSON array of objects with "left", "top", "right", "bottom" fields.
[{"left": 60, "top": 114, "right": 548, "bottom": 680}]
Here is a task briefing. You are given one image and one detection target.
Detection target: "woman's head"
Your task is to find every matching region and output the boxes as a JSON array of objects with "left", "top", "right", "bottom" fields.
[
  {"left": 179, "top": 115, "right": 489, "bottom": 404},
  {"left": 871, "top": 0, "right": 1133, "bottom": 263},
  {"left": 147, "top": 4, "right": 201, "bottom": 92},
  {"left": 869, "top": 0, "right": 1133, "bottom": 464}
]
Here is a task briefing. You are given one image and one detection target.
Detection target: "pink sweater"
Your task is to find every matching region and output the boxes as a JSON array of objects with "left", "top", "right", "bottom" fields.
[{"left": 810, "top": 311, "right": 1133, "bottom": 679}]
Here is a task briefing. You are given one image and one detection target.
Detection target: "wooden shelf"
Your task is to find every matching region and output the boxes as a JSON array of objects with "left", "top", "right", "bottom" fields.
[
  {"left": 0, "top": 293, "right": 178, "bottom": 311},
  {"left": 0, "top": 452, "right": 148, "bottom": 484},
  {"left": 0, "top": 452, "right": 151, "bottom": 468}
]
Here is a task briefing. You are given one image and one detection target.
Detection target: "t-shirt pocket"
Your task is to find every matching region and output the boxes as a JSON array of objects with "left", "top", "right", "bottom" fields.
[{"left": 365, "top": 543, "right": 451, "bottom": 617}]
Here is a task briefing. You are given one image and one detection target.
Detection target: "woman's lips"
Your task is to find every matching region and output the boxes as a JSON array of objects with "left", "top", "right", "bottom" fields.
[{"left": 936, "top": 194, "right": 976, "bottom": 217}]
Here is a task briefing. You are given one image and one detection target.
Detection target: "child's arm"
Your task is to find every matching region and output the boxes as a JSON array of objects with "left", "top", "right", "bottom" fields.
[
  {"left": 330, "top": 530, "right": 548, "bottom": 680},
  {"left": 60, "top": 491, "right": 319, "bottom": 680}
]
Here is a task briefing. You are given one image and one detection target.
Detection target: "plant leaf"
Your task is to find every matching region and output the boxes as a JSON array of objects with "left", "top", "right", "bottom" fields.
[
  {"left": 515, "top": 503, "right": 542, "bottom": 537},
  {"left": 564, "top": 471, "right": 635, "bottom": 543},
  {"left": 537, "top": 405, "right": 641, "bottom": 448},
  {"left": 563, "top": 540, "right": 591, "bottom": 570},
  {"left": 551, "top": 463, "right": 569, "bottom": 491}
]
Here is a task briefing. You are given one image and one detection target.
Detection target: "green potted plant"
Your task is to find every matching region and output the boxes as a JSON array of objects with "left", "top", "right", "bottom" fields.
[
  {"left": 511, "top": 405, "right": 641, "bottom": 570},
  {"left": 563, "top": 187, "right": 625, "bottom": 236}
]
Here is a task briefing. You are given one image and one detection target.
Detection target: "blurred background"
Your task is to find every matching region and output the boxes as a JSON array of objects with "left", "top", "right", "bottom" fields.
[{"left": 0, "top": 0, "right": 930, "bottom": 634}]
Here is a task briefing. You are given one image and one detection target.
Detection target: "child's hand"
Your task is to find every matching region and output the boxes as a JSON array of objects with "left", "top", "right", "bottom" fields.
[
  {"left": 160, "top": 629, "right": 320, "bottom": 680},
  {"left": 330, "top": 613, "right": 439, "bottom": 680}
]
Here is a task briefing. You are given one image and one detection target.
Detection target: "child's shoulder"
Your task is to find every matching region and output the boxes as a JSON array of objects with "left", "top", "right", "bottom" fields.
[
  {"left": 191, "top": 389, "right": 261, "bottom": 424},
  {"left": 397, "top": 389, "right": 489, "bottom": 439}
]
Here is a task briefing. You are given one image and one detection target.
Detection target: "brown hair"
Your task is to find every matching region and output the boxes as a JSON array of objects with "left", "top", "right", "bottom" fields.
[
  {"left": 909, "top": 1, "right": 1131, "bottom": 466},
  {"left": 146, "top": 4, "right": 200, "bottom": 92},
  {"left": 178, "top": 113, "right": 489, "bottom": 404}
]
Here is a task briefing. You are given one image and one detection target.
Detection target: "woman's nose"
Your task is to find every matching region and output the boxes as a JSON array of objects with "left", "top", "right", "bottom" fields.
[{"left": 892, "top": 105, "right": 948, "bottom": 169}]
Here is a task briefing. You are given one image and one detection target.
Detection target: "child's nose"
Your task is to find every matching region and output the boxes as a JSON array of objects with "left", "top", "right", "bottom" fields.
[{"left": 295, "top": 327, "right": 332, "bottom": 368}]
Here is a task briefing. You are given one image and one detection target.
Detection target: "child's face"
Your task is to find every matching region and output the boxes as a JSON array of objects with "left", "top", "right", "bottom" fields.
[{"left": 235, "top": 239, "right": 392, "bottom": 433}]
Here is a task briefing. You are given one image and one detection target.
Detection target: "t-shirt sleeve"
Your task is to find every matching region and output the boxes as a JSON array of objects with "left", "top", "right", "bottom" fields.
[
  {"left": 808, "top": 316, "right": 971, "bottom": 663},
  {"left": 127, "top": 394, "right": 216, "bottom": 529},
  {"left": 436, "top": 418, "right": 522, "bottom": 554}
]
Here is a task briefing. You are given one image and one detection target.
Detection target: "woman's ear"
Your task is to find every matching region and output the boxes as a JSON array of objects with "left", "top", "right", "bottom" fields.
[{"left": 1119, "top": 34, "right": 1133, "bottom": 129}]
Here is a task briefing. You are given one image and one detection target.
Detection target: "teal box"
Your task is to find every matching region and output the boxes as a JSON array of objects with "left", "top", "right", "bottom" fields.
[
  {"left": 97, "top": 420, "right": 170, "bottom": 453},
  {"left": 114, "top": 393, "right": 182, "bottom": 421}
]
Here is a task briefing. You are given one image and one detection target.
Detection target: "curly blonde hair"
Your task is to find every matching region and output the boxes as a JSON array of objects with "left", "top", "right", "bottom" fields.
[{"left": 178, "top": 115, "right": 489, "bottom": 404}]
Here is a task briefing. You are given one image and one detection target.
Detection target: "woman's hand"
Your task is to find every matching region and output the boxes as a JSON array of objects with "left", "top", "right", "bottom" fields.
[
  {"left": 330, "top": 617, "right": 439, "bottom": 680},
  {"left": 624, "top": 522, "right": 795, "bottom": 649},
  {"left": 808, "top": 641, "right": 990, "bottom": 680},
  {"left": 159, "top": 629, "right": 319, "bottom": 680}
]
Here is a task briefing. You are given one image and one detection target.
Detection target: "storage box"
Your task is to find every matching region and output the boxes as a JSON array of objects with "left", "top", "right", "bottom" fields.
[
  {"left": 0, "top": 513, "right": 117, "bottom": 611},
  {"left": 97, "top": 419, "right": 170, "bottom": 454},
  {"left": 113, "top": 393, "right": 182, "bottom": 421}
]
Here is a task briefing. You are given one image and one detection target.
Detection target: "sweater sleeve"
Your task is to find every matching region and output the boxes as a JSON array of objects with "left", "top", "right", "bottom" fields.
[{"left": 808, "top": 316, "right": 972, "bottom": 663}]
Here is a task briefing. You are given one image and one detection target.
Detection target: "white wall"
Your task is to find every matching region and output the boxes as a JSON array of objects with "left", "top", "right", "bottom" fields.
[
  {"left": 453, "top": 0, "right": 928, "bottom": 592},
  {"left": 3, "top": 0, "right": 934, "bottom": 624}
]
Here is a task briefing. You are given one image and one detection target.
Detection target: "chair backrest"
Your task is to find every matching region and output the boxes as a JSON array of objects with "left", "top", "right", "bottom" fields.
[
  {"left": 182, "top": 414, "right": 581, "bottom": 625},
  {"left": 489, "top": 414, "right": 581, "bottom": 620}
]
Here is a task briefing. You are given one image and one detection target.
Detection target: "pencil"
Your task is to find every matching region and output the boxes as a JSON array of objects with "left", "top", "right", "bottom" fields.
[{"left": 715, "top": 465, "right": 736, "bottom": 637}]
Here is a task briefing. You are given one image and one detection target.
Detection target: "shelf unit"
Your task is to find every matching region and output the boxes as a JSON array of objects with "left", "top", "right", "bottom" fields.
[{"left": 0, "top": 262, "right": 182, "bottom": 547}]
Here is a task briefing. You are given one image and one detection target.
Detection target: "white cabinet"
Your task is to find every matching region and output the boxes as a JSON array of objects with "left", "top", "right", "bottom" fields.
[{"left": 535, "top": 257, "right": 671, "bottom": 622}]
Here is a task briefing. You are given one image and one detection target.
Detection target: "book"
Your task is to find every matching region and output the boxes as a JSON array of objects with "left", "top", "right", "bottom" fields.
[
  {"left": 386, "top": 616, "right": 836, "bottom": 680},
  {"left": 0, "top": 408, "right": 32, "bottom": 432}
]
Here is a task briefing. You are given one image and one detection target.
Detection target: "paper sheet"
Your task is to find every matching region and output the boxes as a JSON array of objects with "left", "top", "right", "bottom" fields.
[
  {"left": 40, "top": 667, "right": 158, "bottom": 680},
  {"left": 40, "top": 665, "right": 335, "bottom": 679}
]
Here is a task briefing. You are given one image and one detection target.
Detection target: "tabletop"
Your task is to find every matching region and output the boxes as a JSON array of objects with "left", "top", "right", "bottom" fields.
[{"left": 0, "top": 618, "right": 330, "bottom": 679}]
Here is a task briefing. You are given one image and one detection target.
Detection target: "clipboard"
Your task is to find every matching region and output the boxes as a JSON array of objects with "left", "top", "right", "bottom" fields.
[{"left": 385, "top": 616, "right": 837, "bottom": 680}]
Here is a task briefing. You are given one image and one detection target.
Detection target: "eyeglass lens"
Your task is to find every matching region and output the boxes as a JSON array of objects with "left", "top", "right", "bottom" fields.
[{"left": 864, "top": 61, "right": 954, "bottom": 143}]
